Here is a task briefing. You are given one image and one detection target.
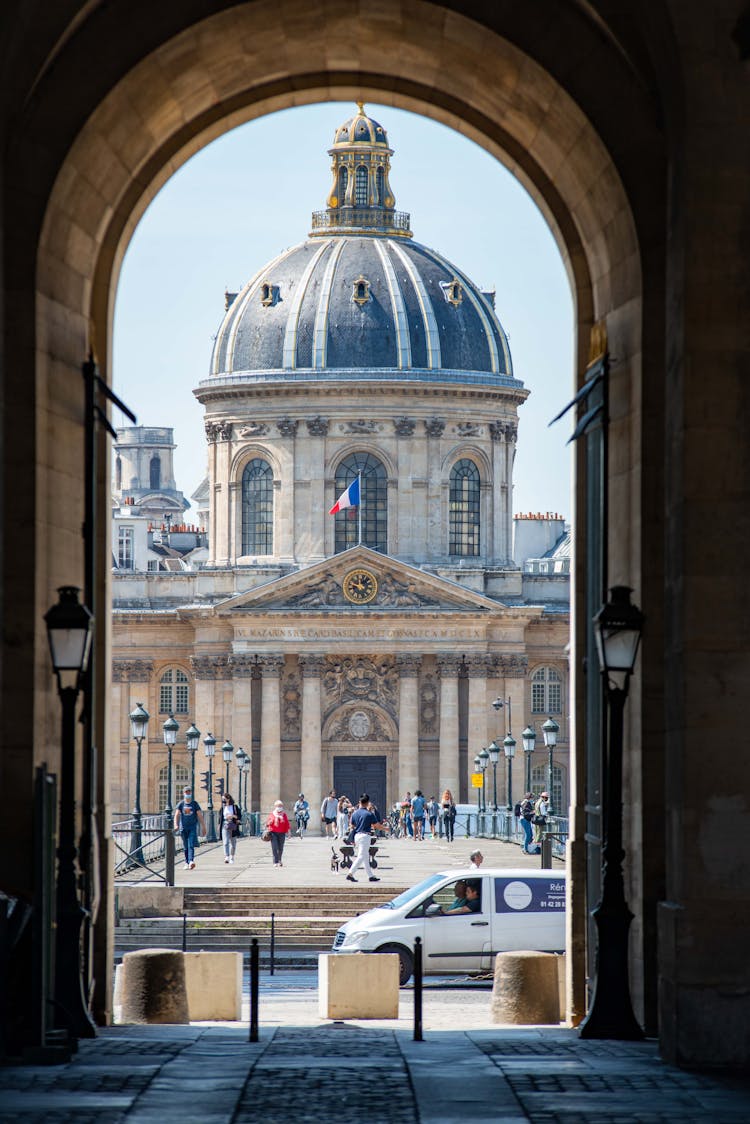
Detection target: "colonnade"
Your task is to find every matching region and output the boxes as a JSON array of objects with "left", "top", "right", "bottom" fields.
[{"left": 111, "top": 649, "right": 531, "bottom": 818}]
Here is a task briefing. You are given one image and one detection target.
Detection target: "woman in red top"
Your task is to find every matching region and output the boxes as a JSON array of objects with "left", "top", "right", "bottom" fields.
[{"left": 266, "top": 800, "right": 290, "bottom": 866}]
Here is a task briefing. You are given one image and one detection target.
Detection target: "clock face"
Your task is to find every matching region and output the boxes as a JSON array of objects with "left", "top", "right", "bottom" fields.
[{"left": 342, "top": 568, "right": 379, "bottom": 605}]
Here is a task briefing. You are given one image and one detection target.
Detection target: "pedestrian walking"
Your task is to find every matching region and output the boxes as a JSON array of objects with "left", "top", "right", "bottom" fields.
[
  {"left": 266, "top": 800, "right": 290, "bottom": 866},
  {"left": 345, "top": 793, "right": 383, "bottom": 883},
  {"left": 293, "top": 794, "right": 310, "bottom": 836},
  {"left": 411, "top": 790, "right": 426, "bottom": 840},
  {"left": 441, "top": 788, "right": 457, "bottom": 842},
  {"left": 518, "top": 792, "right": 535, "bottom": 853},
  {"left": 174, "top": 786, "right": 206, "bottom": 871},
  {"left": 220, "top": 792, "right": 240, "bottom": 864},
  {"left": 337, "top": 795, "right": 351, "bottom": 841},
  {"left": 427, "top": 796, "right": 439, "bottom": 838},
  {"left": 320, "top": 790, "right": 338, "bottom": 837}
]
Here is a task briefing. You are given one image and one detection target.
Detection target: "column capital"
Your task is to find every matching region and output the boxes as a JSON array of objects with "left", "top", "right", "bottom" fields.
[
  {"left": 395, "top": 654, "right": 422, "bottom": 677},
  {"left": 436, "top": 653, "right": 463, "bottom": 677},
  {"left": 190, "top": 654, "right": 231, "bottom": 680},
  {"left": 112, "top": 659, "right": 153, "bottom": 683},
  {"left": 258, "top": 654, "right": 285, "bottom": 678},
  {"left": 493, "top": 654, "right": 529, "bottom": 678},
  {"left": 229, "top": 654, "right": 260, "bottom": 679},
  {"left": 465, "top": 654, "right": 493, "bottom": 678},
  {"left": 299, "top": 654, "right": 327, "bottom": 677}
]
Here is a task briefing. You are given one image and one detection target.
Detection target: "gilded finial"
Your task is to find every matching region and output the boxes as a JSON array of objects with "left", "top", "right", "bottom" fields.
[{"left": 356, "top": 100, "right": 365, "bottom": 115}]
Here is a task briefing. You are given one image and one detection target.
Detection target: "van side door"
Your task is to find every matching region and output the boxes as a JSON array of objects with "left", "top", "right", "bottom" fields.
[
  {"left": 491, "top": 875, "right": 567, "bottom": 954},
  {"left": 421, "top": 876, "right": 493, "bottom": 974}
]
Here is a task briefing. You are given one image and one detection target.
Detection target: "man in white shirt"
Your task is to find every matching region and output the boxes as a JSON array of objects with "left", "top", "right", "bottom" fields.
[{"left": 320, "top": 790, "right": 339, "bottom": 837}]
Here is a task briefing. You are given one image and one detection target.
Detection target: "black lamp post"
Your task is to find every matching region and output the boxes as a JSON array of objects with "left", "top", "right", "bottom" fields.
[
  {"left": 162, "top": 713, "right": 179, "bottom": 817},
  {"left": 44, "top": 585, "right": 96, "bottom": 1040},
  {"left": 487, "top": 740, "right": 500, "bottom": 811},
  {"left": 579, "top": 585, "right": 644, "bottom": 1040},
  {"left": 542, "top": 717, "right": 559, "bottom": 815},
  {"left": 221, "top": 739, "right": 234, "bottom": 794},
  {"left": 503, "top": 733, "right": 516, "bottom": 812},
  {"left": 478, "top": 747, "right": 489, "bottom": 814},
  {"left": 236, "top": 747, "right": 249, "bottom": 809},
  {"left": 185, "top": 722, "right": 200, "bottom": 794},
  {"left": 203, "top": 732, "right": 217, "bottom": 842},
  {"left": 522, "top": 725, "right": 536, "bottom": 794},
  {"left": 492, "top": 694, "right": 512, "bottom": 736},
  {"left": 128, "top": 702, "right": 149, "bottom": 866}
]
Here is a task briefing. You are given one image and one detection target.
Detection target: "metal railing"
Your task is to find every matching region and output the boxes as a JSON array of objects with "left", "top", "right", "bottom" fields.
[
  {"left": 458, "top": 810, "right": 568, "bottom": 861},
  {"left": 113, "top": 809, "right": 262, "bottom": 879},
  {"left": 310, "top": 207, "right": 411, "bottom": 233}
]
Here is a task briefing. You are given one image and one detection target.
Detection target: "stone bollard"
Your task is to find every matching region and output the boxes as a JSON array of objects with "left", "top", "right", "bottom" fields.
[
  {"left": 120, "top": 948, "right": 189, "bottom": 1024},
  {"left": 491, "top": 951, "right": 561, "bottom": 1024}
]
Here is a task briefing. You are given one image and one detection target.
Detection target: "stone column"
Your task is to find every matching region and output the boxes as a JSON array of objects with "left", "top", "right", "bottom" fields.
[
  {"left": 227, "top": 481, "right": 240, "bottom": 564},
  {"left": 299, "top": 655, "right": 325, "bottom": 814},
  {"left": 229, "top": 655, "right": 255, "bottom": 780},
  {"left": 258, "top": 655, "right": 285, "bottom": 814},
  {"left": 495, "top": 655, "right": 529, "bottom": 807},
  {"left": 437, "top": 654, "right": 462, "bottom": 797},
  {"left": 396, "top": 655, "right": 421, "bottom": 794},
  {"left": 276, "top": 417, "right": 297, "bottom": 562},
  {"left": 112, "top": 659, "right": 152, "bottom": 814},
  {"left": 303, "top": 418, "right": 328, "bottom": 562},
  {"left": 466, "top": 655, "right": 491, "bottom": 795},
  {"left": 190, "top": 653, "right": 230, "bottom": 794},
  {"left": 425, "top": 418, "right": 445, "bottom": 558}
]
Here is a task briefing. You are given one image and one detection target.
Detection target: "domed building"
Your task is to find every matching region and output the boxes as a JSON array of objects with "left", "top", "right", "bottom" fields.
[{"left": 110, "top": 106, "right": 569, "bottom": 821}]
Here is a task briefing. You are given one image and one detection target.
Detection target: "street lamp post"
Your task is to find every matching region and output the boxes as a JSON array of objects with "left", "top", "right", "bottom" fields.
[
  {"left": 522, "top": 725, "right": 536, "bottom": 794},
  {"left": 473, "top": 754, "right": 482, "bottom": 814},
  {"left": 487, "top": 740, "right": 500, "bottom": 811},
  {"left": 221, "top": 739, "right": 234, "bottom": 794},
  {"left": 478, "top": 747, "right": 489, "bottom": 814},
  {"left": 492, "top": 694, "right": 512, "bottom": 737},
  {"left": 203, "top": 732, "right": 218, "bottom": 842},
  {"left": 579, "top": 585, "right": 645, "bottom": 1040},
  {"left": 128, "top": 702, "right": 149, "bottom": 866},
  {"left": 542, "top": 717, "right": 559, "bottom": 816},
  {"left": 162, "top": 714, "right": 179, "bottom": 817},
  {"left": 185, "top": 722, "right": 200, "bottom": 795},
  {"left": 44, "top": 585, "right": 96, "bottom": 1040},
  {"left": 503, "top": 733, "right": 516, "bottom": 812},
  {"left": 236, "top": 747, "right": 249, "bottom": 810}
]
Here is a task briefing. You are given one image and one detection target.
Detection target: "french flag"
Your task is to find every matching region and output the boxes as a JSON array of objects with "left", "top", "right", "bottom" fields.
[{"left": 329, "top": 476, "right": 360, "bottom": 514}]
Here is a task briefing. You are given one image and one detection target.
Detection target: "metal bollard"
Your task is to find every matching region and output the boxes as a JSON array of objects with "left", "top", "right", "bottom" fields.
[
  {"left": 413, "top": 936, "right": 423, "bottom": 1041},
  {"left": 540, "top": 834, "right": 552, "bottom": 868},
  {"left": 182, "top": 911, "right": 187, "bottom": 952},
  {"left": 270, "top": 911, "right": 275, "bottom": 976},
  {"left": 249, "top": 938, "right": 259, "bottom": 1042}
]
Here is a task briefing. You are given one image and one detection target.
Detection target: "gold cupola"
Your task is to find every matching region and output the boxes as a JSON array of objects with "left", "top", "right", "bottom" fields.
[{"left": 310, "top": 103, "right": 412, "bottom": 238}]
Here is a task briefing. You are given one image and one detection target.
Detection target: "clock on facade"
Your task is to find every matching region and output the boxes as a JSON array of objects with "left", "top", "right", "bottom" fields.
[{"left": 342, "top": 568, "right": 379, "bottom": 604}]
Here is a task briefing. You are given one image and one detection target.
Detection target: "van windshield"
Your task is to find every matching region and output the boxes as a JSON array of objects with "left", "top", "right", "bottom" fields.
[{"left": 379, "top": 874, "right": 446, "bottom": 910}]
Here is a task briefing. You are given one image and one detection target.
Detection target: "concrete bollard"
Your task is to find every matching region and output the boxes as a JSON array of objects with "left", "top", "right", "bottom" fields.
[
  {"left": 319, "top": 953, "right": 399, "bottom": 1019},
  {"left": 491, "top": 950, "right": 561, "bottom": 1024},
  {"left": 119, "top": 948, "right": 189, "bottom": 1024},
  {"left": 183, "top": 952, "right": 242, "bottom": 1021}
]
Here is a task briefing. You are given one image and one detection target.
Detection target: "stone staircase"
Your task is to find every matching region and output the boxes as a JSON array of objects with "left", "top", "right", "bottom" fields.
[{"left": 115, "top": 885, "right": 407, "bottom": 961}]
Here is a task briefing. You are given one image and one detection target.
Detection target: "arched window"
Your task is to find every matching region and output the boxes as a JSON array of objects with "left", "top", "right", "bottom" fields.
[
  {"left": 531, "top": 666, "right": 563, "bottom": 714},
  {"left": 333, "top": 452, "right": 387, "bottom": 553},
  {"left": 449, "top": 458, "right": 480, "bottom": 556},
  {"left": 338, "top": 166, "right": 348, "bottom": 205},
  {"left": 159, "top": 668, "right": 189, "bottom": 714},
  {"left": 158, "top": 762, "right": 189, "bottom": 813},
  {"left": 376, "top": 166, "right": 385, "bottom": 205},
  {"left": 149, "top": 455, "right": 161, "bottom": 490},
  {"left": 242, "top": 458, "right": 274, "bottom": 555},
  {"left": 355, "top": 165, "right": 368, "bottom": 206},
  {"left": 115, "top": 455, "right": 122, "bottom": 491},
  {"left": 531, "top": 763, "right": 565, "bottom": 816}
]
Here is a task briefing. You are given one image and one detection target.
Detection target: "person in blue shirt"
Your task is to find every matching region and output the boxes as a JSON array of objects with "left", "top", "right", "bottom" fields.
[
  {"left": 173, "top": 787, "right": 206, "bottom": 870},
  {"left": 345, "top": 793, "right": 382, "bottom": 883},
  {"left": 411, "top": 790, "right": 426, "bottom": 841}
]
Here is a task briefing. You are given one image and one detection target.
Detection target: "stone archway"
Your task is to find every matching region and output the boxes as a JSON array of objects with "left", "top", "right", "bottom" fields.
[{"left": 13, "top": 0, "right": 671, "bottom": 1035}]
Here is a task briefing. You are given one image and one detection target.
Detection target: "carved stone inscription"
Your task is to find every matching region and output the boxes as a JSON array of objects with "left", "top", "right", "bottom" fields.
[{"left": 322, "top": 655, "right": 398, "bottom": 720}]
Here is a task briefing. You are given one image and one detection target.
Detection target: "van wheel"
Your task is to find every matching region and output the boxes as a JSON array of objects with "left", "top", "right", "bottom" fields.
[{"left": 376, "top": 943, "right": 413, "bottom": 986}]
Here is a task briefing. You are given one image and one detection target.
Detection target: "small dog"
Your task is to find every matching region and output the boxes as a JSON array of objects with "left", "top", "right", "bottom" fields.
[{"left": 330, "top": 847, "right": 340, "bottom": 873}]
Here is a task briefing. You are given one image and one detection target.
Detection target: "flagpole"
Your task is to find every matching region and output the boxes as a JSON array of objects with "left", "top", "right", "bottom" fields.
[{"left": 357, "top": 473, "right": 362, "bottom": 546}]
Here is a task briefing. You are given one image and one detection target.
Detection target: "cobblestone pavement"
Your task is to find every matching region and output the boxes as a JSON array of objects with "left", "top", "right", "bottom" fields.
[{"left": 2, "top": 975, "right": 749, "bottom": 1123}]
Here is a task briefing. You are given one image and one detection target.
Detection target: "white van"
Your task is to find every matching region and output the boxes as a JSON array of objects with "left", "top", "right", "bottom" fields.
[{"left": 331, "top": 867, "right": 566, "bottom": 984}]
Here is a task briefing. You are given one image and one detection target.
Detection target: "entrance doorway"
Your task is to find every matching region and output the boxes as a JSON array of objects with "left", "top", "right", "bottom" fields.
[{"left": 334, "top": 756, "right": 387, "bottom": 816}]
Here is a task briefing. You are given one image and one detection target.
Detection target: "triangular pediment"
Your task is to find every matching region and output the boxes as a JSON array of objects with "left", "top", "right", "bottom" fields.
[{"left": 214, "top": 546, "right": 507, "bottom": 614}]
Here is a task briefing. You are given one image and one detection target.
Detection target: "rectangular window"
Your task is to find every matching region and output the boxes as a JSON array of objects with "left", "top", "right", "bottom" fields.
[
  {"left": 175, "top": 683, "right": 189, "bottom": 713},
  {"left": 118, "top": 526, "right": 134, "bottom": 569},
  {"left": 531, "top": 682, "right": 546, "bottom": 712},
  {"left": 159, "top": 683, "right": 172, "bottom": 712},
  {"left": 548, "top": 681, "right": 562, "bottom": 713}
]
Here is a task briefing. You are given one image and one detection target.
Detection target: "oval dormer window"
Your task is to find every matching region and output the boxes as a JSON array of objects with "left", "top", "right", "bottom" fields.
[
  {"left": 260, "top": 282, "right": 277, "bottom": 306},
  {"left": 440, "top": 278, "right": 463, "bottom": 306}
]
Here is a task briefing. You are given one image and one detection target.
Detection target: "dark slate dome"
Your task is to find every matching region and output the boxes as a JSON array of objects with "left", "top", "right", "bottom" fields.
[{"left": 209, "top": 106, "right": 516, "bottom": 384}]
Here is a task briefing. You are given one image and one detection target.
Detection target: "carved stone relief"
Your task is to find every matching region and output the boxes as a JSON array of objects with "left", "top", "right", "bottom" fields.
[
  {"left": 112, "top": 659, "right": 153, "bottom": 683},
  {"left": 306, "top": 416, "right": 329, "bottom": 436},
  {"left": 425, "top": 417, "right": 445, "bottom": 438},
  {"left": 493, "top": 654, "right": 529, "bottom": 678},
  {"left": 343, "top": 419, "right": 378, "bottom": 433},
  {"left": 238, "top": 422, "right": 269, "bottom": 437},
  {"left": 326, "top": 705, "right": 393, "bottom": 743},
  {"left": 277, "top": 417, "right": 298, "bottom": 438},
  {"left": 322, "top": 656, "right": 398, "bottom": 720},
  {"left": 190, "top": 654, "right": 230, "bottom": 680},
  {"left": 455, "top": 422, "right": 481, "bottom": 437},
  {"left": 281, "top": 671, "right": 301, "bottom": 741},
  {"left": 286, "top": 571, "right": 439, "bottom": 609},
  {"left": 393, "top": 417, "right": 416, "bottom": 437},
  {"left": 420, "top": 674, "right": 439, "bottom": 735}
]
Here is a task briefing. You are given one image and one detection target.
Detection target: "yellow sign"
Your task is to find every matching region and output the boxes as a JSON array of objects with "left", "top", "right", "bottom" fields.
[{"left": 471, "top": 773, "right": 483, "bottom": 788}]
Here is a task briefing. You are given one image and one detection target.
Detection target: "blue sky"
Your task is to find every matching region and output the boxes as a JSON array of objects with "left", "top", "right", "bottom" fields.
[{"left": 113, "top": 102, "right": 573, "bottom": 522}]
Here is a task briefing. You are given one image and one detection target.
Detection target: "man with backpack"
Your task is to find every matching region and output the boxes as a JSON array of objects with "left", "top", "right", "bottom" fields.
[{"left": 174, "top": 786, "right": 206, "bottom": 871}]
